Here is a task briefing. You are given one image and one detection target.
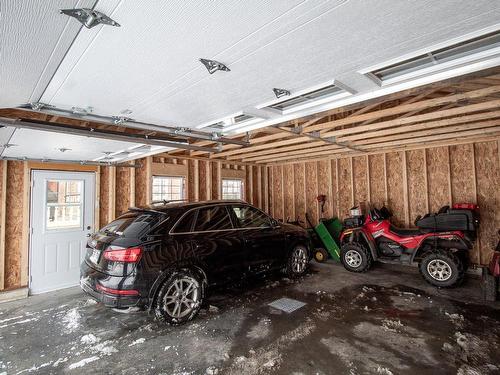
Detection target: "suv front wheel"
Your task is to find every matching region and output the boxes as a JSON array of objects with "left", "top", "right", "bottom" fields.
[{"left": 154, "top": 269, "right": 204, "bottom": 325}]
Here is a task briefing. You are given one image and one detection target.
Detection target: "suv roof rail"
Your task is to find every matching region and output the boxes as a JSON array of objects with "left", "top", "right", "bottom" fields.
[{"left": 151, "top": 199, "right": 188, "bottom": 205}]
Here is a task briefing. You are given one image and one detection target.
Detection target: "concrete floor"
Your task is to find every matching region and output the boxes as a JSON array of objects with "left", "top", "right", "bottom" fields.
[{"left": 0, "top": 262, "right": 499, "bottom": 375}]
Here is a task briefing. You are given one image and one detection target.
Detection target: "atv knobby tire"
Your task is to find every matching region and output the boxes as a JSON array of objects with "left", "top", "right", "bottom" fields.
[
  {"left": 340, "top": 242, "right": 372, "bottom": 273},
  {"left": 419, "top": 250, "right": 465, "bottom": 288}
]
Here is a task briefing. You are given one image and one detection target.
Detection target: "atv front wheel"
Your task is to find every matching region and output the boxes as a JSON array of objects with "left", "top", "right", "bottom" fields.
[
  {"left": 340, "top": 243, "right": 372, "bottom": 273},
  {"left": 419, "top": 250, "right": 464, "bottom": 288}
]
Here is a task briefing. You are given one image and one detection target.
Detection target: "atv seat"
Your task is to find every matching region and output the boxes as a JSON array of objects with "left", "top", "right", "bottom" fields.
[{"left": 389, "top": 225, "right": 422, "bottom": 237}]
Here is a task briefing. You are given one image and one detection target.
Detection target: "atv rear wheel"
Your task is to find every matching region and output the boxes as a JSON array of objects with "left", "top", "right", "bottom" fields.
[
  {"left": 419, "top": 250, "right": 464, "bottom": 288},
  {"left": 314, "top": 248, "right": 329, "bottom": 263},
  {"left": 340, "top": 243, "right": 372, "bottom": 273}
]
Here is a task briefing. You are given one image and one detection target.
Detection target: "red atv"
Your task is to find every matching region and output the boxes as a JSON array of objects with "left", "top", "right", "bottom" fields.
[{"left": 339, "top": 204, "right": 479, "bottom": 287}]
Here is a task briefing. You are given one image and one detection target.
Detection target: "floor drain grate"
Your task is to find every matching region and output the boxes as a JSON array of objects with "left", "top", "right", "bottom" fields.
[{"left": 268, "top": 297, "right": 306, "bottom": 313}]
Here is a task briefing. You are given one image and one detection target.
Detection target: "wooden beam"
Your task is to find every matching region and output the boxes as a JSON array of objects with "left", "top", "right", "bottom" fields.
[
  {"left": 264, "top": 166, "right": 269, "bottom": 213},
  {"left": 145, "top": 157, "right": 152, "bottom": 204},
  {"left": 20, "top": 162, "right": 29, "bottom": 287},
  {"left": 0, "top": 161, "right": 7, "bottom": 290},
  {"left": 193, "top": 160, "right": 199, "bottom": 201},
  {"left": 257, "top": 166, "right": 262, "bottom": 209},
  {"left": 108, "top": 166, "right": 116, "bottom": 221},
  {"left": 402, "top": 151, "right": 409, "bottom": 227},
  {"left": 321, "top": 99, "right": 500, "bottom": 138},
  {"left": 423, "top": 149, "right": 429, "bottom": 213},
  {"left": 129, "top": 162, "right": 135, "bottom": 208},
  {"left": 253, "top": 126, "right": 500, "bottom": 163},
  {"left": 304, "top": 86, "right": 500, "bottom": 133},
  {"left": 338, "top": 110, "right": 500, "bottom": 143},
  {"left": 264, "top": 134, "right": 500, "bottom": 166}
]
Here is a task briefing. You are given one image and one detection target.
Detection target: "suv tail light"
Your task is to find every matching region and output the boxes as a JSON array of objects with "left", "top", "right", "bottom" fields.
[{"left": 103, "top": 246, "right": 142, "bottom": 263}]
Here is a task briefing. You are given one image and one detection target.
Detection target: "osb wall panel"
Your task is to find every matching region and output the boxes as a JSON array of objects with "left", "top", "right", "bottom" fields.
[
  {"left": 353, "top": 156, "right": 368, "bottom": 206},
  {"left": 337, "top": 158, "right": 352, "bottom": 219},
  {"left": 305, "top": 162, "right": 319, "bottom": 224},
  {"left": 267, "top": 140, "right": 499, "bottom": 265},
  {"left": 427, "top": 147, "right": 451, "bottom": 213},
  {"left": 330, "top": 160, "right": 338, "bottom": 218},
  {"left": 115, "top": 167, "right": 131, "bottom": 217},
  {"left": 211, "top": 162, "right": 220, "bottom": 200},
  {"left": 386, "top": 152, "right": 405, "bottom": 226},
  {"left": 449, "top": 144, "right": 475, "bottom": 203},
  {"left": 283, "top": 164, "right": 294, "bottom": 221},
  {"left": 198, "top": 160, "right": 208, "bottom": 201},
  {"left": 134, "top": 158, "right": 148, "bottom": 207},
  {"left": 4, "top": 161, "right": 24, "bottom": 288},
  {"left": 293, "top": 164, "right": 305, "bottom": 221},
  {"left": 475, "top": 141, "right": 499, "bottom": 264},
  {"left": 317, "top": 160, "right": 333, "bottom": 218},
  {"left": 273, "top": 165, "right": 283, "bottom": 220},
  {"left": 252, "top": 166, "right": 260, "bottom": 207},
  {"left": 99, "top": 166, "right": 110, "bottom": 228},
  {"left": 368, "top": 154, "right": 385, "bottom": 208},
  {"left": 187, "top": 160, "right": 196, "bottom": 201},
  {"left": 407, "top": 150, "right": 428, "bottom": 223}
]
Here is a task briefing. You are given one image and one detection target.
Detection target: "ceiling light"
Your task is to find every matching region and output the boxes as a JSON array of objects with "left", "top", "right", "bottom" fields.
[
  {"left": 60, "top": 8, "right": 120, "bottom": 29},
  {"left": 273, "top": 88, "right": 291, "bottom": 99},
  {"left": 199, "top": 58, "right": 230, "bottom": 74}
]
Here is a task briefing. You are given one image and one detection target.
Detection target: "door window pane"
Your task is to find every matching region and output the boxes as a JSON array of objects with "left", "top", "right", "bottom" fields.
[
  {"left": 222, "top": 179, "right": 243, "bottom": 200},
  {"left": 232, "top": 206, "right": 271, "bottom": 228},
  {"left": 194, "top": 206, "right": 232, "bottom": 232},
  {"left": 172, "top": 211, "right": 196, "bottom": 233},
  {"left": 152, "top": 176, "right": 185, "bottom": 202},
  {"left": 46, "top": 180, "right": 83, "bottom": 230}
]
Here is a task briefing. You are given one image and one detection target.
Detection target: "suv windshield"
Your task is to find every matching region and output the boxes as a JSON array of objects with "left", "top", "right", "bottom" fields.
[{"left": 100, "top": 212, "right": 161, "bottom": 237}]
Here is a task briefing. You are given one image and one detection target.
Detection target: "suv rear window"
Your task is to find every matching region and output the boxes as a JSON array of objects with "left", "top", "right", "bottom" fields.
[{"left": 100, "top": 212, "right": 159, "bottom": 237}]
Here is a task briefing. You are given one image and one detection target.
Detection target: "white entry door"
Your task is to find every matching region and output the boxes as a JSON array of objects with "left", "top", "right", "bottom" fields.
[{"left": 30, "top": 171, "right": 95, "bottom": 294}]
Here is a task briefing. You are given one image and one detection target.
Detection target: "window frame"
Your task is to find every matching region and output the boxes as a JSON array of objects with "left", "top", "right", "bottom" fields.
[
  {"left": 151, "top": 175, "right": 186, "bottom": 203},
  {"left": 228, "top": 204, "right": 273, "bottom": 230},
  {"left": 169, "top": 204, "right": 236, "bottom": 235},
  {"left": 221, "top": 178, "right": 244, "bottom": 200}
]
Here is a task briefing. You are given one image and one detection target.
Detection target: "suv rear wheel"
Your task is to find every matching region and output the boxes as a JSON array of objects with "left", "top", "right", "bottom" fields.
[
  {"left": 284, "top": 245, "right": 309, "bottom": 277},
  {"left": 154, "top": 269, "right": 204, "bottom": 325},
  {"left": 419, "top": 250, "right": 464, "bottom": 288}
]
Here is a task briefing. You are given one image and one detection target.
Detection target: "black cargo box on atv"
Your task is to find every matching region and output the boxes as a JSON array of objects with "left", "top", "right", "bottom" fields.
[{"left": 415, "top": 204, "right": 479, "bottom": 239}]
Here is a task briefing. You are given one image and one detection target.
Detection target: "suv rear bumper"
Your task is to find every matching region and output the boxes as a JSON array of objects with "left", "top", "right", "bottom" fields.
[{"left": 80, "top": 261, "right": 143, "bottom": 308}]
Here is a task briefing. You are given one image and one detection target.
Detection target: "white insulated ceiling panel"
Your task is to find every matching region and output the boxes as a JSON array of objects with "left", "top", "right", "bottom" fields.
[
  {"left": 2, "top": 0, "right": 500, "bottom": 138},
  {"left": 0, "top": 0, "right": 95, "bottom": 108},
  {"left": 38, "top": 0, "right": 500, "bottom": 130},
  {"left": 1, "top": 128, "right": 169, "bottom": 162}
]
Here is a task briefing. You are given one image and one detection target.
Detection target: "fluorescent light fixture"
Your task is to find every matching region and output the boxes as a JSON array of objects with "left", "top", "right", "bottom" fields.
[
  {"left": 261, "top": 81, "right": 352, "bottom": 115},
  {"left": 362, "top": 27, "right": 500, "bottom": 86}
]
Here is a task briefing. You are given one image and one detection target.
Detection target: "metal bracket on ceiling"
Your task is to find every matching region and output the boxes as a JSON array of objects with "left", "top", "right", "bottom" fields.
[
  {"left": 273, "top": 88, "right": 291, "bottom": 99},
  {"left": 199, "top": 58, "right": 230, "bottom": 74},
  {"left": 28, "top": 102, "right": 54, "bottom": 111},
  {"left": 60, "top": 8, "right": 120, "bottom": 29},
  {"left": 290, "top": 126, "right": 303, "bottom": 134},
  {"left": 112, "top": 116, "right": 133, "bottom": 125}
]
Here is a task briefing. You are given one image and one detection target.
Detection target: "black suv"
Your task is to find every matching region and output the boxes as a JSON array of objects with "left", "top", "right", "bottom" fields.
[{"left": 80, "top": 200, "right": 311, "bottom": 325}]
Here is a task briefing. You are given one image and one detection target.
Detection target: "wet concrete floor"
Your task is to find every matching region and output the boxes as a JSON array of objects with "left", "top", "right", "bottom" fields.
[{"left": 0, "top": 262, "right": 499, "bottom": 374}]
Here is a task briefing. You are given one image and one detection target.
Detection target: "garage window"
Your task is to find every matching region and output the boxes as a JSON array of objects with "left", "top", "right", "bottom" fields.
[
  {"left": 222, "top": 179, "right": 243, "bottom": 200},
  {"left": 152, "top": 176, "right": 185, "bottom": 202}
]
